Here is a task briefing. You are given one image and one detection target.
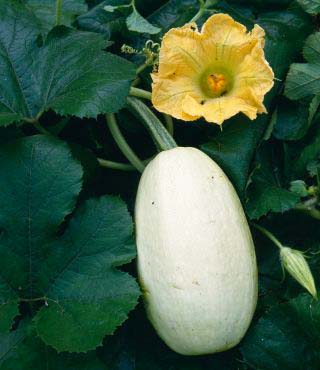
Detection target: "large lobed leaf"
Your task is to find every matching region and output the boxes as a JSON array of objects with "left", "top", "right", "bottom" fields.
[
  {"left": 0, "top": 135, "right": 140, "bottom": 352},
  {"left": 0, "top": 0, "right": 136, "bottom": 126},
  {"left": 0, "top": 322, "right": 107, "bottom": 369},
  {"left": 246, "top": 144, "right": 300, "bottom": 219},
  {"left": 297, "top": 0, "right": 320, "bottom": 15},
  {"left": 285, "top": 32, "right": 320, "bottom": 100},
  {"left": 26, "top": 0, "right": 88, "bottom": 31},
  {"left": 241, "top": 294, "right": 320, "bottom": 370}
]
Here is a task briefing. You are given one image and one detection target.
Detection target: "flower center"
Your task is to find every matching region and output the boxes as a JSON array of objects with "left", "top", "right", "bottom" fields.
[
  {"left": 207, "top": 73, "right": 228, "bottom": 95},
  {"left": 207, "top": 73, "right": 229, "bottom": 96},
  {"left": 200, "top": 67, "right": 233, "bottom": 99}
]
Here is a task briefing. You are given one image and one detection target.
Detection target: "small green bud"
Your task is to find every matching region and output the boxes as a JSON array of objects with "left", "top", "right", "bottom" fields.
[{"left": 280, "top": 247, "right": 317, "bottom": 299}]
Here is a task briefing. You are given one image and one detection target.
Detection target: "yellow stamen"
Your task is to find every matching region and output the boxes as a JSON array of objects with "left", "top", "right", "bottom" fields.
[{"left": 207, "top": 73, "right": 228, "bottom": 95}]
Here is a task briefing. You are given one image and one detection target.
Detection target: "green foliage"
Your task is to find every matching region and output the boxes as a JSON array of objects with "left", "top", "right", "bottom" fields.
[
  {"left": 290, "top": 180, "right": 309, "bottom": 197},
  {"left": 26, "top": 0, "right": 88, "bottom": 31},
  {"left": 77, "top": 0, "right": 130, "bottom": 38},
  {"left": 246, "top": 145, "right": 300, "bottom": 219},
  {"left": 272, "top": 99, "right": 310, "bottom": 141},
  {"left": 297, "top": 0, "right": 320, "bottom": 15},
  {"left": 293, "top": 125, "right": 320, "bottom": 177},
  {"left": 241, "top": 294, "right": 320, "bottom": 370},
  {"left": 0, "top": 322, "right": 108, "bottom": 369},
  {"left": 285, "top": 32, "right": 320, "bottom": 100},
  {"left": 0, "top": 135, "right": 139, "bottom": 352},
  {"left": 126, "top": 7, "right": 161, "bottom": 34},
  {"left": 0, "top": 0, "right": 135, "bottom": 126}
]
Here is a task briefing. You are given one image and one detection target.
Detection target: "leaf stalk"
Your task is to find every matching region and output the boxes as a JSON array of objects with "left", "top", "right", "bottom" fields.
[{"left": 105, "top": 113, "right": 145, "bottom": 172}]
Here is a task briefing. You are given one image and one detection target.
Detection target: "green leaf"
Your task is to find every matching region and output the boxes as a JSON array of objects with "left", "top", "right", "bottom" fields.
[
  {"left": 309, "top": 95, "right": 320, "bottom": 125},
  {"left": 0, "top": 290, "right": 19, "bottom": 333},
  {"left": 241, "top": 294, "right": 320, "bottom": 370},
  {"left": 0, "top": 1, "right": 135, "bottom": 125},
  {"left": 272, "top": 99, "right": 310, "bottom": 141},
  {"left": 126, "top": 8, "right": 161, "bottom": 34},
  {"left": 202, "top": 119, "right": 262, "bottom": 196},
  {"left": 34, "top": 196, "right": 139, "bottom": 352},
  {"left": 293, "top": 126, "right": 320, "bottom": 177},
  {"left": 77, "top": 0, "right": 130, "bottom": 38},
  {"left": 0, "top": 135, "right": 139, "bottom": 352},
  {"left": 246, "top": 145, "right": 300, "bottom": 219},
  {"left": 0, "top": 0, "right": 42, "bottom": 126},
  {"left": 290, "top": 180, "right": 309, "bottom": 197},
  {"left": 303, "top": 32, "right": 320, "bottom": 64},
  {"left": 297, "top": 0, "right": 320, "bottom": 15},
  {"left": 0, "top": 322, "right": 27, "bottom": 366},
  {"left": 307, "top": 159, "right": 320, "bottom": 176},
  {"left": 285, "top": 63, "right": 320, "bottom": 100},
  {"left": 285, "top": 33, "right": 320, "bottom": 100},
  {"left": 26, "top": 0, "right": 88, "bottom": 31},
  {"left": 133, "top": 0, "right": 199, "bottom": 40},
  {"left": 0, "top": 135, "right": 83, "bottom": 331},
  {"left": 0, "top": 322, "right": 108, "bottom": 369}
]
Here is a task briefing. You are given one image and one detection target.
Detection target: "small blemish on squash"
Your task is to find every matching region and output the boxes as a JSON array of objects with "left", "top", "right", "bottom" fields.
[
  {"left": 152, "top": 201, "right": 155, "bottom": 205},
  {"left": 172, "top": 284, "right": 183, "bottom": 290}
]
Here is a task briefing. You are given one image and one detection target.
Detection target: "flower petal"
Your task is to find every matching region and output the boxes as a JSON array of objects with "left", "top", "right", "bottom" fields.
[
  {"left": 235, "top": 42, "right": 274, "bottom": 103},
  {"left": 202, "top": 14, "right": 251, "bottom": 45},
  {"left": 156, "top": 23, "right": 205, "bottom": 78},
  {"left": 152, "top": 75, "right": 200, "bottom": 121},
  {"left": 200, "top": 16, "right": 265, "bottom": 68},
  {"left": 182, "top": 94, "right": 259, "bottom": 125}
]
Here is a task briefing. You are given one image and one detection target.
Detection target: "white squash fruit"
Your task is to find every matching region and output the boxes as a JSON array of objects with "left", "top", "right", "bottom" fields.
[{"left": 135, "top": 147, "right": 258, "bottom": 356}]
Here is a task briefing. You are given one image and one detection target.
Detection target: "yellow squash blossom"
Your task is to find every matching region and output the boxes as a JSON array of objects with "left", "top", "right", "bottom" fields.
[{"left": 151, "top": 14, "right": 274, "bottom": 125}]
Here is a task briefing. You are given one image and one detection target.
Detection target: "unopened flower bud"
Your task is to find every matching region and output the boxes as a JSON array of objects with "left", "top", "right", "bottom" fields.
[{"left": 280, "top": 247, "right": 317, "bottom": 298}]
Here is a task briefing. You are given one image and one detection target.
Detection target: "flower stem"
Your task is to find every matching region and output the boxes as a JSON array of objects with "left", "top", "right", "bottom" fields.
[
  {"left": 136, "top": 58, "right": 153, "bottom": 75},
  {"left": 130, "top": 87, "right": 152, "bottom": 100},
  {"left": 189, "top": 0, "right": 205, "bottom": 23},
  {"left": 98, "top": 158, "right": 136, "bottom": 171},
  {"left": 105, "top": 113, "right": 145, "bottom": 172},
  {"left": 251, "top": 223, "right": 283, "bottom": 249},
  {"left": 98, "top": 157, "right": 152, "bottom": 171},
  {"left": 55, "top": 0, "right": 63, "bottom": 26},
  {"left": 127, "top": 97, "right": 177, "bottom": 151},
  {"left": 189, "top": 0, "right": 218, "bottom": 23},
  {"left": 294, "top": 202, "right": 320, "bottom": 220},
  {"left": 163, "top": 114, "right": 174, "bottom": 136}
]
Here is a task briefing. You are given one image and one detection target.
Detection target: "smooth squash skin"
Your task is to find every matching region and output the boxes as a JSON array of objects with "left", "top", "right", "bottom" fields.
[{"left": 135, "top": 147, "right": 258, "bottom": 356}]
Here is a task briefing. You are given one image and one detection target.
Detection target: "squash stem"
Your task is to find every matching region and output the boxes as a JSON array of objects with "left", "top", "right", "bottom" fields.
[
  {"left": 126, "top": 97, "right": 177, "bottom": 151},
  {"left": 251, "top": 223, "right": 283, "bottom": 249},
  {"left": 130, "top": 87, "right": 152, "bottom": 100},
  {"left": 55, "top": 0, "right": 63, "bottom": 26},
  {"left": 129, "top": 88, "right": 174, "bottom": 134},
  {"left": 105, "top": 113, "right": 145, "bottom": 172}
]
